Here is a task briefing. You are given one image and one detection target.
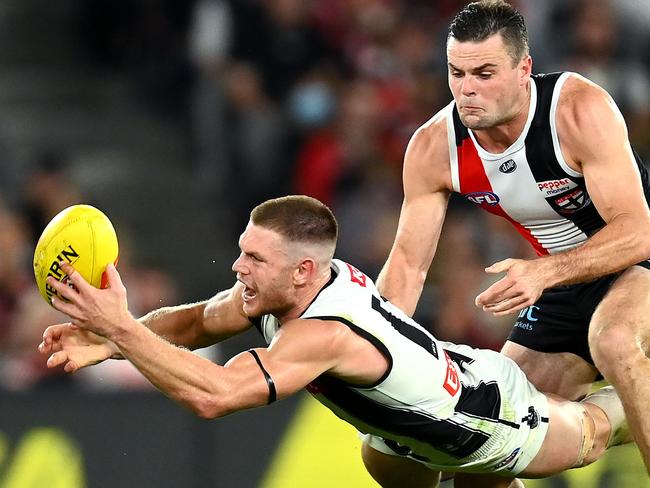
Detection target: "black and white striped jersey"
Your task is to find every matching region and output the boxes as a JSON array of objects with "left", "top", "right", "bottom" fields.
[{"left": 253, "top": 259, "right": 549, "bottom": 474}]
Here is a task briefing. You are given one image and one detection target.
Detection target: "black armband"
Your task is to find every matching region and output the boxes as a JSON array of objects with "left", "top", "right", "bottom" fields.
[{"left": 248, "top": 349, "right": 277, "bottom": 404}]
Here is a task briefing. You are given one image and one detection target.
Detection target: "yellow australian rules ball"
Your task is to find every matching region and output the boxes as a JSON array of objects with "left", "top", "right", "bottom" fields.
[{"left": 33, "top": 204, "right": 119, "bottom": 306}]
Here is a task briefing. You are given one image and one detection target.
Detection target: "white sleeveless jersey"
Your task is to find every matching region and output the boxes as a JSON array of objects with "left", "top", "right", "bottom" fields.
[
  {"left": 445, "top": 72, "right": 650, "bottom": 256},
  {"left": 253, "top": 259, "right": 549, "bottom": 474}
]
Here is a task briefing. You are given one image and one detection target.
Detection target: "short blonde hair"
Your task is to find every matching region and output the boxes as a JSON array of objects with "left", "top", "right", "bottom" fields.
[{"left": 250, "top": 195, "right": 338, "bottom": 250}]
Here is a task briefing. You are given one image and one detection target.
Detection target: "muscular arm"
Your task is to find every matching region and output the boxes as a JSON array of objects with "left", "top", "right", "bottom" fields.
[
  {"left": 542, "top": 75, "right": 650, "bottom": 283},
  {"left": 377, "top": 116, "right": 452, "bottom": 316},
  {"left": 114, "top": 315, "right": 383, "bottom": 418},
  {"left": 139, "top": 282, "right": 252, "bottom": 349},
  {"left": 40, "top": 274, "right": 252, "bottom": 371},
  {"left": 46, "top": 263, "right": 388, "bottom": 418},
  {"left": 477, "top": 75, "right": 650, "bottom": 314}
]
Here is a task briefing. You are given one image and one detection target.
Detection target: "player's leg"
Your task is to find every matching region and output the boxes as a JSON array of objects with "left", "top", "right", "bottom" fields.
[
  {"left": 500, "top": 343, "right": 598, "bottom": 400},
  {"left": 589, "top": 265, "right": 650, "bottom": 472},
  {"left": 456, "top": 287, "right": 601, "bottom": 488},
  {"left": 361, "top": 441, "right": 440, "bottom": 488},
  {"left": 522, "top": 386, "right": 629, "bottom": 477}
]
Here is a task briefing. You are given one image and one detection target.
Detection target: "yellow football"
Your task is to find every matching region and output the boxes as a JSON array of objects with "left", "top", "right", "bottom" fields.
[{"left": 33, "top": 204, "right": 119, "bottom": 306}]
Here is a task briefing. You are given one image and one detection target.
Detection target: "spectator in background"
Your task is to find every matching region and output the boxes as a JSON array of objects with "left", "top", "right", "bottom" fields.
[
  {"left": 187, "top": 0, "right": 232, "bottom": 195},
  {"left": 550, "top": 0, "right": 650, "bottom": 157},
  {"left": 20, "top": 151, "right": 84, "bottom": 244},
  {"left": 224, "top": 62, "right": 288, "bottom": 229}
]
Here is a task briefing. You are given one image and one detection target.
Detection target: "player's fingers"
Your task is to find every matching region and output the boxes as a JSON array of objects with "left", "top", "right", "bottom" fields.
[
  {"left": 63, "top": 360, "right": 79, "bottom": 373},
  {"left": 484, "top": 258, "right": 515, "bottom": 274},
  {"left": 105, "top": 263, "right": 123, "bottom": 287},
  {"left": 47, "top": 351, "right": 69, "bottom": 369},
  {"left": 42, "top": 323, "right": 67, "bottom": 346},
  {"left": 475, "top": 279, "right": 515, "bottom": 307},
  {"left": 51, "top": 297, "right": 85, "bottom": 322},
  {"left": 59, "top": 262, "right": 92, "bottom": 293},
  {"left": 483, "top": 295, "right": 529, "bottom": 315},
  {"left": 46, "top": 276, "right": 78, "bottom": 302}
]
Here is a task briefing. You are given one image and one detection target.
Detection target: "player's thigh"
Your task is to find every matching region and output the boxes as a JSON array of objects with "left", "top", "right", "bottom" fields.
[
  {"left": 590, "top": 266, "right": 650, "bottom": 348},
  {"left": 361, "top": 441, "right": 440, "bottom": 488},
  {"left": 501, "top": 341, "right": 597, "bottom": 399}
]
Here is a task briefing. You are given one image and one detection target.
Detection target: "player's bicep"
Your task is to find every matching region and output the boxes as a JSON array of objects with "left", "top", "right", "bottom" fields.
[
  {"left": 203, "top": 282, "right": 252, "bottom": 341},
  {"left": 392, "top": 124, "right": 451, "bottom": 271},
  {"left": 243, "top": 320, "right": 342, "bottom": 402},
  {"left": 582, "top": 142, "right": 649, "bottom": 224},
  {"left": 562, "top": 78, "right": 650, "bottom": 224}
]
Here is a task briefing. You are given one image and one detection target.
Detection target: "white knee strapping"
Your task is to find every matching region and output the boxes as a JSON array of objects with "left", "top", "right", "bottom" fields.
[
  {"left": 572, "top": 402, "right": 595, "bottom": 468},
  {"left": 582, "top": 386, "right": 629, "bottom": 447}
]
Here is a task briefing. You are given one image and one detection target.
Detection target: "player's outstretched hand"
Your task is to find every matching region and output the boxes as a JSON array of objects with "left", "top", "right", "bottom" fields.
[
  {"left": 46, "top": 262, "right": 133, "bottom": 340},
  {"left": 38, "top": 322, "right": 121, "bottom": 373}
]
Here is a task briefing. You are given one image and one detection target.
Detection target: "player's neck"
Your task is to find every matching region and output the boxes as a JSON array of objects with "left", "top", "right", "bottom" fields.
[{"left": 472, "top": 82, "right": 531, "bottom": 153}]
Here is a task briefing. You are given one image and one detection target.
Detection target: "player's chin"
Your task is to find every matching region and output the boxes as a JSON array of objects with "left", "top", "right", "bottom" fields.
[
  {"left": 242, "top": 301, "right": 262, "bottom": 318},
  {"left": 460, "top": 115, "right": 486, "bottom": 130}
]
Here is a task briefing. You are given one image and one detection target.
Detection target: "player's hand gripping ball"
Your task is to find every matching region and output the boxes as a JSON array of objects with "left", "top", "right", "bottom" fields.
[{"left": 33, "top": 204, "right": 119, "bottom": 306}]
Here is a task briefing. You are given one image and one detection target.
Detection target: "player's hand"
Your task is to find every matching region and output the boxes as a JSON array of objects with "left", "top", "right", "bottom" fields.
[
  {"left": 46, "top": 262, "right": 134, "bottom": 340},
  {"left": 475, "top": 258, "right": 548, "bottom": 316},
  {"left": 38, "top": 322, "right": 121, "bottom": 373}
]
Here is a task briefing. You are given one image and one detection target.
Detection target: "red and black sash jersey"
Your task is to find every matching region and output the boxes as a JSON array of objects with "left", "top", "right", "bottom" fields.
[{"left": 446, "top": 71, "right": 650, "bottom": 256}]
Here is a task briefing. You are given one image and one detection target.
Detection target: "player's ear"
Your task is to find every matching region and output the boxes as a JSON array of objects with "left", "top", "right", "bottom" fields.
[
  {"left": 293, "top": 258, "right": 315, "bottom": 286},
  {"left": 519, "top": 55, "right": 532, "bottom": 85}
]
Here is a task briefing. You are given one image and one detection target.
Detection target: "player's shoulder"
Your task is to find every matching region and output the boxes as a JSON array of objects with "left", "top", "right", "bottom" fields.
[
  {"left": 555, "top": 73, "right": 624, "bottom": 141},
  {"left": 408, "top": 103, "right": 453, "bottom": 156},
  {"left": 557, "top": 73, "right": 616, "bottom": 119},
  {"left": 403, "top": 102, "right": 453, "bottom": 183},
  {"left": 280, "top": 316, "right": 351, "bottom": 353}
]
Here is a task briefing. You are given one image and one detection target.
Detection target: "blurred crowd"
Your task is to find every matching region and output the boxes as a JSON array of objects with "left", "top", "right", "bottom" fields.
[{"left": 1, "top": 0, "right": 649, "bottom": 391}]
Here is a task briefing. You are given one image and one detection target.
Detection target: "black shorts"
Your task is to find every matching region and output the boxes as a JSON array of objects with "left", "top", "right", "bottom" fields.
[{"left": 507, "top": 261, "right": 650, "bottom": 365}]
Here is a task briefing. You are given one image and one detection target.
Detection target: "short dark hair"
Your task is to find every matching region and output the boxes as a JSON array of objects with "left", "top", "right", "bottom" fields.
[
  {"left": 251, "top": 195, "right": 338, "bottom": 247},
  {"left": 448, "top": 0, "right": 529, "bottom": 64}
]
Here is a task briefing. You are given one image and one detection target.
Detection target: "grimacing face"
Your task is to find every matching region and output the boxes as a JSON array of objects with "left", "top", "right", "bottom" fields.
[
  {"left": 232, "top": 222, "right": 295, "bottom": 318},
  {"left": 447, "top": 33, "right": 531, "bottom": 130}
]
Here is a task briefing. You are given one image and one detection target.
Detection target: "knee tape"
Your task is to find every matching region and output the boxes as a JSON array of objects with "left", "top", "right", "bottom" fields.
[
  {"left": 582, "top": 386, "right": 628, "bottom": 447},
  {"left": 572, "top": 403, "right": 595, "bottom": 468}
]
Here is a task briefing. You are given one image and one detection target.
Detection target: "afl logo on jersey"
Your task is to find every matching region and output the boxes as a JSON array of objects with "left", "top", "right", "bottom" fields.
[
  {"left": 465, "top": 191, "right": 500, "bottom": 206},
  {"left": 499, "top": 159, "right": 517, "bottom": 174}
]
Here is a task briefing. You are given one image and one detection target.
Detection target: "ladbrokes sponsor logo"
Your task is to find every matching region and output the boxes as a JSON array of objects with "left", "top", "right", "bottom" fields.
[{"left": 537, "top": 178, "right": 577, "bottom": 197}]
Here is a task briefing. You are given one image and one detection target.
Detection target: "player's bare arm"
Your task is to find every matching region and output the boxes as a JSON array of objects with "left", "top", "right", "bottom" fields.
[
  {"left": 376, "top": 114, "right": 452, "bottom": 316},
  {"left": 477, "top": 74, "right": 650, "bottom": 315},
  {"left": 39, "top": 269, "right": 252, "bottom": 372},
  {"left": 140, "top": 281, "right": 252, "bottom": 348},
  {"left": 43, "top": 261, "right": 382, "bottom": 416}
]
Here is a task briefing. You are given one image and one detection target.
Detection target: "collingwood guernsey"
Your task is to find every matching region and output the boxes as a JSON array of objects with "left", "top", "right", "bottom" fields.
[{"left": 252, "top": 259, "right": 550, "bottom": 474}]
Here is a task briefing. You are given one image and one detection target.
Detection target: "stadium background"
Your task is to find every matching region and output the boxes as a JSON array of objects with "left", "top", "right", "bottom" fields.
[{"left": 0, "top": 0, "right": 648, "bottom": 486}]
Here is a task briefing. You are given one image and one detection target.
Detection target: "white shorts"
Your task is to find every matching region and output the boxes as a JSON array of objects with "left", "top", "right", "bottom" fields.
[{"left": 362, "top": 346, "right": 550, "bottom": 475}]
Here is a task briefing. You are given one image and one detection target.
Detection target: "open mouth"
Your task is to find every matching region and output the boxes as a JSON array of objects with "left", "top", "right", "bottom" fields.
[{"left": 242, "top": 286, "right": 257, "bottom": 302}]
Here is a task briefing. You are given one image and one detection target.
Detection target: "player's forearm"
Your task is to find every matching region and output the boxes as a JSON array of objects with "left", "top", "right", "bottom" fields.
[
  {"left": 542, "top": 214, "right": 650, "bottom": 287},
  {"left": 113, "top": 319, "right": 234, "bottom": 418},
  {"left": 377, "top": 253, "right": 428, "bottom": 317}
]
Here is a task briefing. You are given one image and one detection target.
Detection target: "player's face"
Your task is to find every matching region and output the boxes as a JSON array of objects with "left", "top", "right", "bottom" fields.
[
  {"left": 232, "top": 222, "right": 295, "bottom": 318},
  {"left": 447, "top": 33, "right": 531, "bottom": 130}
]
